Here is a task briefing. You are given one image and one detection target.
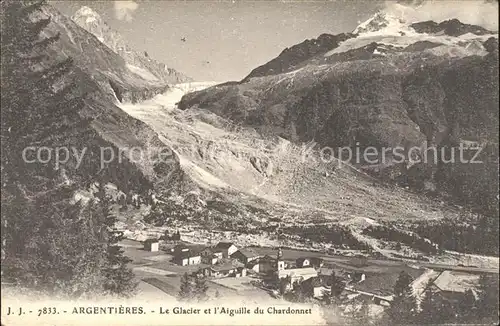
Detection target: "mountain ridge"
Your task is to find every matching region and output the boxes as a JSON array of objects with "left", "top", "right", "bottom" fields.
[
  {"left": 178, "top": 16, "right": 499, "bottom": 218},
  {"left": 71, "top": 6, "right": 192, "bottom": 85},
  {"left": 28, "top": 4, "right": 187, "bottom": 195}
]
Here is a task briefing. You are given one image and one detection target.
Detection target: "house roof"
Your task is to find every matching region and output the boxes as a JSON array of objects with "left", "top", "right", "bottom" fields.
[
  {"left": 309, "top": 257, "right": 324, "bottom": 264},
  {"left": 214, "top": 242, "right": 235, "bottom": 249},
  {"left": 173, "top": 244, "right": 189, "bottom": 251},
  {"left": 234, "top": 248, "right": 261, "bottom": 259},
  {"left": 260, "top": 255, "right": 276, "bottom": 262},
  {"left": 211, "top": 261, "right": 244, "bottom": 272},
  {"left": 432, "top": 271, "right": 481, "bottom": 293},
  {"left": 296, "top": 257, "right": 323, "bottom": 265},
  {"left": 176, "top": 251, "right": 201, "bottom": 259},
  {"left": 302, "top": 275, "right": 331, "bottom": 288},
  {"left": 144, "top": 238, "right": 159, "bottom": 244},
  {"left": 279, "top": 267, "right": 318, "bottom": 278}
]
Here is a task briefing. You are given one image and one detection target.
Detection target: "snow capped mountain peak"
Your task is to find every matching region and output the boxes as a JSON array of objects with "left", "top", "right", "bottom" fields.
[
  {"left": 353, "top": 10, "right": 409, "bottom": 36},
  {"left": 70, "top": 6, "right": 191, "bottom": 83},
  {"left": 72, "top": 6, "right": 102, "bottom": 24}
]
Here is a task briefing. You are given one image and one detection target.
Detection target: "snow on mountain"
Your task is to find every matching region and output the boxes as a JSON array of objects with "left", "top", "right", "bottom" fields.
[
  {"left": 72, "top": 6, "right": 191, "bottom": 84},
  {"left": 122, "top": 82, "right": 218, "bottom": 111},
  {"left": 325, "top": 8, "right": 497, "bottom": 58},
  {"left": 353, "top": 11, "right": 409, "bottom": 35}
]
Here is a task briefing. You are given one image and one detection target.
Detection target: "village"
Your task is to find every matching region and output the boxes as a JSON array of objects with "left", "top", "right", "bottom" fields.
[{"left": 122, "top": 230, "right": 498, "bottom": 318}]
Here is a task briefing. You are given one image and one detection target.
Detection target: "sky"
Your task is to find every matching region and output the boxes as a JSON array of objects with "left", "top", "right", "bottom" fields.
[
  {"left": 51, "top": 0, "right": 383, "bottom": 82},
  {"left": 51, "top": 0, "right": 498, "bottom": 82}
]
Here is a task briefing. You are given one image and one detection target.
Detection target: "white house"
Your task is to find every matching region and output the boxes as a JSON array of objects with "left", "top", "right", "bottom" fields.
[
  {"left": 144, "top": 239, "right": 159, "bottom": 252},
  {"left": 214, "top": 242, "right": 238, "bottom": 258},
  {"left": 174, "top": 251, "right": 201, "bottom": 266}
]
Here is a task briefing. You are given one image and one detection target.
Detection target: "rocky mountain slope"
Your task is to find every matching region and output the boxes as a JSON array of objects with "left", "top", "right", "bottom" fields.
[
  {"left": 6, "top": 2, "right": 496, "bottom": 262},
  {"left": 27, "top": 4, "right": 188, "bottom": 193},
  {"left": 71, "top": 6, "right": 191, "bottom": 85},
  {"left": 178, "top": 14, "right": 499, "bottom": 217}
]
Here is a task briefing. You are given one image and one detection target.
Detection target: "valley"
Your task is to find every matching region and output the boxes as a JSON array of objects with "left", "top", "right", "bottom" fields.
[{"left": 1, "top": 1, "right": 498, "bottom": 325}]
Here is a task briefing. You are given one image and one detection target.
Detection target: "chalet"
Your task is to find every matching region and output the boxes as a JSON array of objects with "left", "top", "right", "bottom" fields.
[
  {"left": 173, "top": 251, "right": 202, "bottom": 266},
  {"left": 430, "top": 271, "right": 481, "bottom": 303},
  {"left": 346, "top": 272, "right": 366, "bottom": 284},
  {"left": 201, "top": 261, "right": 245, "bottom": 278},
  {"left": 296, "top": 258, "right": 311, "bottom": 268},
  {"left": 278, "top": 267, "right": 318, "bottom": 284},
  {"left": 199, "top": 247, "right": 223, "bottom": 259},
  {"left": 296, "top": 257, "right": 324, "bottom": 269},
  {"left": 249, "top": 255, "right": 276, "bottom": 274},
  {"left": 299, "top": 275, "right": 331, "bottom": 298},
  {"left": 214, "top": 242, "right": 238, "bottom": 258},
  {"left": 201, "top": 254, "right": 219, "bottom": 265},
  {"left": 199, "top": 247, "right": 213, "bottom": 257},
  {"left": 170, "top": 244, "right": 190, "bottom": 255},
  {"left": 231, "top": 248, "right": 261, "bottom": 265},
  {"left": 143, "top": 239, "right": 159, "bottom": 252},
  {"left": 198, "top": 247, "right": 223, "bottom": 265}
]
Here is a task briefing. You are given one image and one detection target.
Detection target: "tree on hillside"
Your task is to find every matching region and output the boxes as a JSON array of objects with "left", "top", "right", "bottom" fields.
[
  {"left": 476, "top": 274, "right": 500, "bottom": 322},
  {"left": 2, "top": 185, "right": 107, "bottom": 297},
  {"left": 94, "top": 183, "right": 137, "bottom": 297},
  {"left": 178, "top": 272, "right": 195, "bottom": 301},
  {"left": 194, "top": 275, "right": 209, "bottom": 302},
  {"left": 0, "top": 0, "right": 107, "bottom": 298},
  {"left": 329, "top": 270, "right": 345, "bottom": 299},
  {"left": 1, "top": 0, "right": 90, "bottom": 188},
  {"left": 417, "top": 283, "right": 454, "bottom": 324},
  {"left": 456, "top": 289, "right": 477, "bottom": 322},
  {"left": 387, "top": 271, "right": 417, "bottom": 324},
  {"left": 346, "top": 299, "right": 373, "bottom": 326},
  {"left": 278, "top": 275, "right": 291, "bottom": 295}
]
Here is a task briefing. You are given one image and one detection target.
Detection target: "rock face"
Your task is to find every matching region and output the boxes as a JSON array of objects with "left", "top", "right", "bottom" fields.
[
  {"left": 33, "top": 5, "right": 185, "bottom": 193},
  {"left": 71, "top": 6, "right": 191, "bottom": 85},
  {"left": 178, "top": 16, "right": 499, "bottom": 216},
  {"left": 410, "top": 19, "right": 493, "bottom": 37},
  {"left": 243, "top": 33, "right": 353, "bottom": 81}
]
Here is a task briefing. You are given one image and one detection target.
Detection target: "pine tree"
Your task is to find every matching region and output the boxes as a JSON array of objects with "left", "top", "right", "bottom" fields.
[
  {"left": 2, "top": 184, "right": 107, "bottom": 298},
  {"left": 347, "top": 299, "right": 372, "bottom": 326},
  {"left": 1, "top": 0, "right": 90, "bottom": 189},
  {"left": 194, "top": 275, "right": 209, "bottom": 302},
  {"left": 477, "top": 274, "right": 500, "bottom": 322},
  {"left": 417, "top": 284, "right": 455, "bottom": 324},
  {"left": 456, "top": 289, "right": 477, "bottom": 322},
  {"left": 329, "top": 270, "right": 345, "bottom": 299},
  {"left": 178, "top": 272, "right": 195, "bottom": 301},
  {"left": 387, "top": 271, "right": 417, "bottom": 324},
  {"left": 1, "top": 0, "right": 97, "bottom": 295},
  {"left": 95, "top": 183, "right": 137, "bottom": 297}
]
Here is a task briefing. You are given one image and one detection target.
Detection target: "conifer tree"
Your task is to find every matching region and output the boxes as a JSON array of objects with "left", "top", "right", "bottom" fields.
[
  {"left": 329, "top": 270, "right": 345, "bottom": 299},
  {"left": 178, "top": 272, "right": 195, "bottom": 301},
  {"left": 194, "top": 275, "right": 209, "bottom": 302},
  {"left": 417, "top": 284, "right": 455, "bottom": 324},
  {"left": 387, "top": 271, "right": 417, "bottom": 324},
  {"left": 477, "top": 274, "right": 500, "bottom": 322},
  {"left": 456, "top": 289, "right": 477, "bottom": 322},
  {"left": 1, "top": 0, "right": 97, "bottom": 298},
  {"left": 94, "top": 182, "right": 137, "bottom": 297}
]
